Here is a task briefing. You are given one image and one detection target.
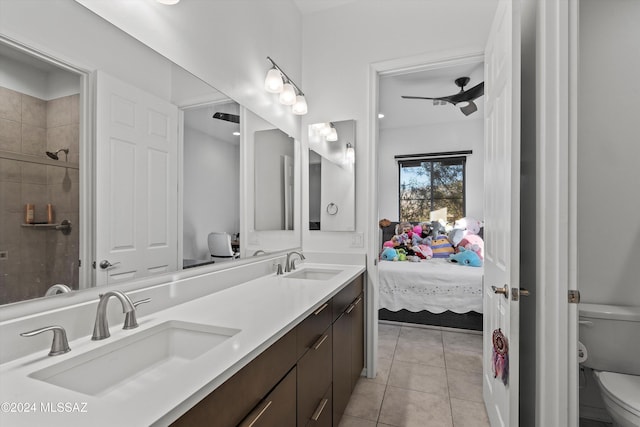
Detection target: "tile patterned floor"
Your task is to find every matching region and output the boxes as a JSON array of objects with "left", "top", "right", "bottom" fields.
[{"left": 339, "top": 322, "right": 490, "bottom": 427}]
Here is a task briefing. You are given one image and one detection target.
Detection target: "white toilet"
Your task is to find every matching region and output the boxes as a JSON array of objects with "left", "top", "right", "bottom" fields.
[{"left": 579, "top": 303, "right": 640, "bottom": 427}]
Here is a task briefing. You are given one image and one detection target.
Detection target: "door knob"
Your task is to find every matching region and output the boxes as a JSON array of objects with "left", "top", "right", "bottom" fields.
[
  {"left": 491, "top": 284, "right": 509, "bottom": 299},
  {"left": 99, "top": 260, "right": 120, "bottom": 270}
]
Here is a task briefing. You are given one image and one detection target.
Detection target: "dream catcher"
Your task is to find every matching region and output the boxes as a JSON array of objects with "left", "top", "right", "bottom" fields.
[{"left": 492, "top": 328, "right": 509, "bottom": 386}]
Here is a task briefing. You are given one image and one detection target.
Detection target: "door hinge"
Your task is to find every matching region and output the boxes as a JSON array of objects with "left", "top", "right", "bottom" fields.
[{"left": 568, "top": 290, "right": 581, "bottom": 304}]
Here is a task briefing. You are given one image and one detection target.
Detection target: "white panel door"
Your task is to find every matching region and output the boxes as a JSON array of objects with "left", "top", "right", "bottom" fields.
[
  {"left": 95, "top": 71, "right": 178, "bottom": 286},
  {"left": 482, "top": 1, "right": 521, "bottom": 426}
]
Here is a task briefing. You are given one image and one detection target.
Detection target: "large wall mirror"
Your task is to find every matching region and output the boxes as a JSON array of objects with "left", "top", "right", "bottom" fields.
[
  {"left": 308, "top": 119, "right": 356, "bottom": 231},
  {"left": 0, "top": 5, "right": 299, "bottom": 307}
]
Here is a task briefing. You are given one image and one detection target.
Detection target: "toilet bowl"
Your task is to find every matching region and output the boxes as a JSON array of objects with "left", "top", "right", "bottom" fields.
[
  {"left": 593, "top": 371, "right": 640, "bottom": 427},
  {"left": 579, "top": 303, "right": 640, "bottom": 427}
]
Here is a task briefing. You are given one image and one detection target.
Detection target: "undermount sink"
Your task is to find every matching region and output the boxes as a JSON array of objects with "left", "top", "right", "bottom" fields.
[
  {"left": 29, "top": 320, "right": 240, "bottom": 396},
  {"left": 284, "top": 268, "right": 342, "bottom": 281}
]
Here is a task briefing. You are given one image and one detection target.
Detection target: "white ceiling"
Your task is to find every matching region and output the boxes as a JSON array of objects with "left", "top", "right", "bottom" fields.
[
  {"left": 379, "top": 61, "right": 484, "bottom": 130},
  {"left": 293, "top": 0, "right": 358, "bottom": 15}
]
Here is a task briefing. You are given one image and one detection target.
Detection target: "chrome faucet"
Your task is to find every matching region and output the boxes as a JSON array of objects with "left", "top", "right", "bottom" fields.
[
  {"left": 285, "top": 251, "right": 305, "bottom": 272},
  {"left": 44, "top": 284, "right": 72, "bottom": 296},
  {"left": 91, "top": 291, "right": 136, "bottom": 341}
]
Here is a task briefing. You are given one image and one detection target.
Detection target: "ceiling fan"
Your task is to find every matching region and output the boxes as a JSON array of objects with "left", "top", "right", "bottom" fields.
[
  {"left": 212, "top": 112, "right": 240, "bottom": 123},
  {"left": 401, "top": 77, "right": 484, "bottom": 116}
]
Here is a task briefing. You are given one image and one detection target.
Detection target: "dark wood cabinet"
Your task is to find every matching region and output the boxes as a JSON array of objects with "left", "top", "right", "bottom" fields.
[
  {"left": 172, "top": 273, "right": 364, "bottom": 427},
  {"left": 306, "top": 385, "right": 332, "bottom": 427},
  {"left": 297, "top": 328, "right": 332, "bottom": 426},
  {"left": 332, "top": 276, "right": 365, "bottom": 426},
  {"left": 238, "top": 367, "right": 297, "bottom": 427}
]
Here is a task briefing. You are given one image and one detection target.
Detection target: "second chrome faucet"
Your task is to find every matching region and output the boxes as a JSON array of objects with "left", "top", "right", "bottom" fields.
[{"left": 92, "top": 291, "right": 148, "bottom": 340}]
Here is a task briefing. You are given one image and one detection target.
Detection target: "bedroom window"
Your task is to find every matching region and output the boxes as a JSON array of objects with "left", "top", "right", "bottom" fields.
[{"left": 398, "top": 155, "right": 466, "bottom": 223}]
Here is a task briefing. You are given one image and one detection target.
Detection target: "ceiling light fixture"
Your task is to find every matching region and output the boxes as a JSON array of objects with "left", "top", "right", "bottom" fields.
[
  {"left": 264, "top": 56, "right": 308, "bottom": 115},
  {"left": 378, "top": 113, "right": 385, "bottom": 119},
  {"left": 156, "top": 0, "right": 180, "bottom": 4}
]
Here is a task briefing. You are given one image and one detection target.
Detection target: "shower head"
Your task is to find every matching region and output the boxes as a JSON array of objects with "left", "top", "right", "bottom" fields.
[{"left": 46, "top": 148, "right": 69, "bottom": 161}]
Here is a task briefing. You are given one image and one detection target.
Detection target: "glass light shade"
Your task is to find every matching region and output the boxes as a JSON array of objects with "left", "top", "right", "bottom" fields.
[
  {"left": 279, "top": 83, "right": 296, "bottom": 105},
  {"left": 319, "top": 123, "right": 332, "bottom": 137},
  {"left": 345, "top": 143, "right": 355, "bottom": 164},
  {"left": 292, "top": 95, "right": 308, "bottom": 115},
  {"left": 326, "top": 127, "right": 338, "bottom": 142},
  {"left": 456, "top": 101, "right": 470, "bottom": 108},
  {"left": 156, "top": 0, "right": 180, "bottom": 4},
  {"left": 264, "top": 68, "right": 284, "bottom": 93}
]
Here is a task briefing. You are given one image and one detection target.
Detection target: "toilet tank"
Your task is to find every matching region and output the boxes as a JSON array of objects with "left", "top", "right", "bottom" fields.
[{"left": 579, "top": 303, "right": 640, "bottom": 375}]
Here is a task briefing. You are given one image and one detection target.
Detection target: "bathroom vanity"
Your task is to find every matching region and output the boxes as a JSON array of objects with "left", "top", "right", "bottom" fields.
[{"left": 0, "top": 260, "right": 365, "bottom": 427}]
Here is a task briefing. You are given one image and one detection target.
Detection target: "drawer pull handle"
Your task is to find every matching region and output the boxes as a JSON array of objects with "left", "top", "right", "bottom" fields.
[
  {"left": 345, "top": 303, "right": 355, "bottom": 314},
  {"left": 353, "top": 296, "right": 362, "bottom": 306},
  {"left": 311, "top": 398, "right": 329, "bottom": 421},
  {"left": 313, "top": 303, "right": 329, "bottom": 316},
  {"left": 312, "top": 334, "right": 328, "bottom": 350},
  {"left": 240, "top": 400, "right": 272, "bottom": 427}
]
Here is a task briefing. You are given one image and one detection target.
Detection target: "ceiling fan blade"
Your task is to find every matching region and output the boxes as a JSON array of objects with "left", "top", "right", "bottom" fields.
[
  {"left": 212, "top": 112, "right": 240, "bottom": 123},
  {"left": 401, "top": 95, "right": 438, "bottom": 100},
  {"left": 460, "top": 101, "right": 478, "bottom": 116}
]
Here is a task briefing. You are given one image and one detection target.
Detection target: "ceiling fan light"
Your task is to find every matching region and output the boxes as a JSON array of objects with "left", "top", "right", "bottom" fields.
[
  {"left": 265, "top": 68, "right": 284, "bottom": 93},
  {"left": 457, "top": 101, "right": 471, "bottom": 108},
  {"left": 292, "top": 95, "right": 308, "bottom": 115},
  {"left": 279, "top": 83, "right": 296, "bottom": 105}
]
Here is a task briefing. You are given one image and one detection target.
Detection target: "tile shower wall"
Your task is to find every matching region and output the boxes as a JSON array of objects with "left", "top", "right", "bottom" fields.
[{"left": 0, "top": 86, "right": 80, "bottom": 304}]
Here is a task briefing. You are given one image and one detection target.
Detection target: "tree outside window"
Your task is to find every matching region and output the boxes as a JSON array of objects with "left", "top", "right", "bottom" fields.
[{"left": 399, "top": 157, "right": 466, "bottom": 223}]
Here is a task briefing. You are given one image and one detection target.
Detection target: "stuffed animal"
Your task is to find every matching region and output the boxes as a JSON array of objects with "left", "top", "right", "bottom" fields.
[
  {"left": 449, "top": 246, "right": 483, "bottom": 267},
  {"left": 397, "top": 248, "right": 407, "bottom": 261},
  {"left": 458, "top": 234, "right": 484, "bottom": 259},
  {"left": 448, "top": 228, "right": 466, "bottom": 247},
  {"left": 383, "top": 240, "right": 395, "bottom": 248},
  {"left": 413, "top": 244, "right": 433, "bottom": 260},
  {"left": 454, "top": 217, "right": 482, "bottom": 235},
  {"left": 381, "top": 247, "right": 398, "bottom": 261},
  {"left": 431, "top": 235, "right": 455, "bottom": 258}
]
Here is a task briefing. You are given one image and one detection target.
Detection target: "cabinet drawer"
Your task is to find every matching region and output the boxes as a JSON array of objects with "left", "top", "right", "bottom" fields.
[
  {"left": 297, "top": 327, "right": 332, "bottom": 426},
  {"left": 332, "top": 274, "right": 363, "bottom": 321},
  {"left": 238, "top": 367, "right": 296, "bottom": 427},
  {"left": 305, "top": 384, "right": 332, "bottom": 427},
  {"left": 172, "top": 329, "right": 296, "bottom": 427},
  {"left": 297, "top": 300, "right": 332, "bottom": 358}
]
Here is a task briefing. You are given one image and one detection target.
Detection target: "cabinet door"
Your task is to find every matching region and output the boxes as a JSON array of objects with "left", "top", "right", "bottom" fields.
[
  {"left": 171, "top": 329, "right": 296, "bottom": 427},
  {"left": 350, "top": 293, "right": 365, "bottom": 390},
  {"left": 297, "top": 327, "right": 332, "bottom": 426},
  {"left": 306, "top": 384, "right": 332, "bottom": 427},
  {"left": 332, "top": 312, "right": 351, "bottom": 426},
  {"left": 238, "top": 367, "right": 296, "bottom": 427},
  {"left": 332, "top": 276, "right": 362, "bottom": 321},
  {"left": 297, "top": 300, "right": 332, "bottom": 358}
]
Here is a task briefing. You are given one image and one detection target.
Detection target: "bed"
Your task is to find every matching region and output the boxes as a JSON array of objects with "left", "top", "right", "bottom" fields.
[{"left": 378, "top": 221, "right": 484, "bottom": 330}]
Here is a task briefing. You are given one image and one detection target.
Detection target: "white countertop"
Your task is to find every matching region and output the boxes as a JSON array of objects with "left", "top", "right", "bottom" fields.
[{"left": 0, "top": 262, "right": 365, "bottom": 427}]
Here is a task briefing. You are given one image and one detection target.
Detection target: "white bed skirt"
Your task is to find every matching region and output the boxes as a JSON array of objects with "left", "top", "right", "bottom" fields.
[{"left": 378, "top": 259, "right": 484, "bottom": 314}]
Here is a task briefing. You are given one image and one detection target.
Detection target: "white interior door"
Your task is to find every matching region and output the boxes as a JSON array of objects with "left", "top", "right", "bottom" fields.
[
  {"left": 482, "top": 1, "right": 521, "bottom": 426},
  {"left": 95, "top": 71, "right": 178, "bottom": 286}
]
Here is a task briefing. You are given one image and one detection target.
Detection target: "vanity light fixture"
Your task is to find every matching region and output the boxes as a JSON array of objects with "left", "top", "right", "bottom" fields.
[
  {"left": 233, "top": 131, "right": 241, "bottom": 136},
  {"left": 345, "top": 142, "right": 355, "bottom": 164},
  {"left": 326, "top": 125, "right": 338, "bottom": 142},
  {"left": 264, "top": 57, "right": 308, "bottom": 115}
]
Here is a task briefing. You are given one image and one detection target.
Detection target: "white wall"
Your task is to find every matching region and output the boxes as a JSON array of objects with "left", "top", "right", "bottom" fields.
[
  {"left": 577, "top": 0, "right": 640, "bottom": 306},
  {"left": 300, "top": 0, "right": 498, "bottom": 252},
  {"left": 0, "top": 55, "right": 79, "bottom": 100},
  {"left": 378, "top": 119, "right": 484, "bottom": 221},
  {"left": 0, "top": 0, "right": 175, "bottom": 100},
  {"left": 182, "top": 127, "right": 239, "bottom": 261},
  {"left": 72, "top": 0, "right": 302, "bottom": 140}
]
